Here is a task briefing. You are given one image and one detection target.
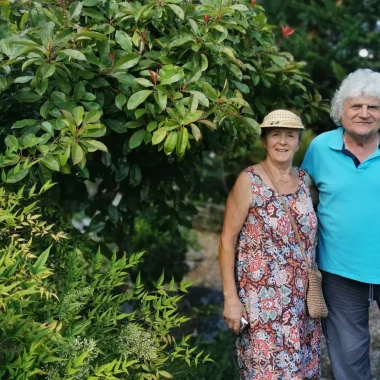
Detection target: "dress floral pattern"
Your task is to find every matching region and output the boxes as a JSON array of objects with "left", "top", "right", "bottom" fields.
[{"left": 236, "top": 166, "right": 320, "bottom": 380}]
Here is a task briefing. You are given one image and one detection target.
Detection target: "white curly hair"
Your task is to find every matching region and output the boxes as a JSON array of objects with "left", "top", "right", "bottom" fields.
[{"left": 331, "top": 69, "right": 380, "bottom": 125}]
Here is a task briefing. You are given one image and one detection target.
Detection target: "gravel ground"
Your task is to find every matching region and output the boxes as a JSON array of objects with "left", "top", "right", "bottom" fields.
[{"left": 185, "top": 230, "right": 380, "bottom": 379}]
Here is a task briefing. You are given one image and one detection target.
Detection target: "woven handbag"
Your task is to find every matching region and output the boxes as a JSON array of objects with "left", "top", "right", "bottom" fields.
[{"left": 261, "top": 163, "right": 328, "bottom": 319}]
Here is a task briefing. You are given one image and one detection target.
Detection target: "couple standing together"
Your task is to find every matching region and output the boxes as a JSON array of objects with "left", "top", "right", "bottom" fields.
[{"left": 219, "top": 68, "right": 380, "bottom": 379}]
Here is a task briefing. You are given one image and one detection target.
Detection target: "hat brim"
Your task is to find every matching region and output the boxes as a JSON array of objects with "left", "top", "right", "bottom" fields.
[{"left": 260, "top": 124, "right": 304, "bottom": 130}]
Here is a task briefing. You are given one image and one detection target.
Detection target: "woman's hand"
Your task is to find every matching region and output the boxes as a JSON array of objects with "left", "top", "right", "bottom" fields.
[{"left": 223, "top": 296, "right": 248, "bottom": 335}]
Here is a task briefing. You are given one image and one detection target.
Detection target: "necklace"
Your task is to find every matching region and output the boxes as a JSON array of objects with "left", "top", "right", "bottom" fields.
[
  {"left": 261, "top": 162, "right": 298, "bottom": 192},
  {"left": 262, "top": 161, "right": 294, "bottom": 183},
  {"left": 279, "top": 171, "right": 293, "bottom": 183}
]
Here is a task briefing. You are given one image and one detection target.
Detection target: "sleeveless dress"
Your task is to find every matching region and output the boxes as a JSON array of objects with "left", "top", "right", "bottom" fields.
[{"left": 236, "top": 166, "right": 321, "bottom": 380}]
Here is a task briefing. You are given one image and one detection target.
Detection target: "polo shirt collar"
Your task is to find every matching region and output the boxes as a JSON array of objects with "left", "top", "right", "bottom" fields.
[
  {"left": 329, "top": 126, "right": 380, "bottom": 160},
  {"left": 328, "top": 127, "right": 344, "bottom": 150}
]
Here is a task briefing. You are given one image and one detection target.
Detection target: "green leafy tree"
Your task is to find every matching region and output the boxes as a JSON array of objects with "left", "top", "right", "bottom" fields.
[
  {"left": 261, "top": 0, "right": 380, "bottom": 132},
  {"left": 0, "top": 0, "right": 325, "bottom": 277}
]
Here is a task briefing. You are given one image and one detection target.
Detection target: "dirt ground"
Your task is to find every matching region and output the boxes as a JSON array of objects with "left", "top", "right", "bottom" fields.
[{"left": 185, "top": 230, "right": 380, "bottom": 379}]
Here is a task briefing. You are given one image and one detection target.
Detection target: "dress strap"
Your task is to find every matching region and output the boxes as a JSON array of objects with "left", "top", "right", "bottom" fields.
[
  {"left": 243, "top": 166, "right": 258, "bottom": 184},
  {"left": 294, "top": 167, "right": 308, "bottom": 186}
]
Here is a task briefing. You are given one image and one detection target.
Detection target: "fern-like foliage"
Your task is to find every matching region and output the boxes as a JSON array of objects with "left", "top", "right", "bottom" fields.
[{"left": 0, "top": 185, "right": 210, "bottom": 379}]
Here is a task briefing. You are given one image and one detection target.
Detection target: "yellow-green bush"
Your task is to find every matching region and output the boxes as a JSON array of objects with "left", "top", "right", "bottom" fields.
[{"left": 0, "top": 184, "right": 209, "bottom": 379}]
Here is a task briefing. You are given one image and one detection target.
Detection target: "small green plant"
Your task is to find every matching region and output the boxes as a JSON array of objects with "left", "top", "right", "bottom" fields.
[
  {"left": 161, "top": 330, "right": 239, "bottom": 380},
  {"left": 0, "top": 184, "right": 211, "bottom": 379}
]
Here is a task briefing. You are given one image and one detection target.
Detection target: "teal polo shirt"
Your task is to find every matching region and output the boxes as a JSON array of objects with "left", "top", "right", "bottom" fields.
[{"left": 302, "top": 127, "right": 380, "bottom": 284}]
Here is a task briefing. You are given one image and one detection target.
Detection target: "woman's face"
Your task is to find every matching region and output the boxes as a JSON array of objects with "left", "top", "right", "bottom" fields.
[{"left": 262, "top": 128, "right": 300, "bottom": 165}]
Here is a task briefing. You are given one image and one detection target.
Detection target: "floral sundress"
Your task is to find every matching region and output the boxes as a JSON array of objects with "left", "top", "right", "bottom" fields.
[{"left": 236, "top": 166, "right": 321, "bottom": 380}]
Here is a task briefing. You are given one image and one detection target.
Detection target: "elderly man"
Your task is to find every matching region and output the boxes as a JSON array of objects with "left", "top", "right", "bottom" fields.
[{"left": 302, "top": 68, "right": 380, "bottom": 380}]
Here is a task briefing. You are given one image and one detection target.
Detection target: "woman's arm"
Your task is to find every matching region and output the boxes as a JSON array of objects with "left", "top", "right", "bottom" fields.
[
  {"left": 305, "top": 172, "right": 319, "bottom": 207},
  {"left": 219, "top": 172, "right": 252, "bottom": 334}
]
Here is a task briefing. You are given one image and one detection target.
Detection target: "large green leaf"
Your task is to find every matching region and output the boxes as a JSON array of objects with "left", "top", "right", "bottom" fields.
[
  {"left": 14, "top": 76, "right": 34, "bottom": 84},
  {"left": 129, "top": 129, "right": 145, "bottom": 149},
  {"left": 125, "top": 121, "right": 142, "bottom": 129},
  {"left": 86, "top": 140, "right": 108, "bottom": 152},
  {"left": 12, "top": 119, "right": 37, "bottom": 129},
  {"left": 190, "top": 123, "right": 202, "bottom": 141},
  {"left": 167, "top": 4, "right": 184, "bottom": 20},
  {"left": 41, "top": 121, "right": 54, "bottom": 137},
  {"left": 169, "top": 34, "right": 194, "bottom": 49},
  {"left": 60, "top": 49, "right": 87, "bottom": 61},
  {"left": 115, "top": 30, "right": 133, "bottom": 53},
  {"left": 127, "top": 90, "right": 153, "bottom": 110},
  {"left": 5, "top": 168, "right": 29, "bottom": 183},
  {"left": 68, "top": 1, "right": 83, "bottom": 20},
  {"left": 42, "top": 155, "right": 60, "bottom": 171},
  {"left": 152, "top": 129, "right": 167, "bottom": 145},
  {"left": 228, "top": 98, "right": 251, "bottom": 108},
  {"left": 82, "top": 8, "right": 105, "bottom": 20},
  {"left": 164, "top": 131, "right": 178, "bottom": 155},
  {"left": 154, "top": 91, "right": 167, "bottom": 111},
  {"left": 114, "top": 54, "right": 140, "bottom": 70},
  {"left": 183, "top": 111, "right": 203, "bottom": 125},
  {"left": 105, "top": 119, "right": 127, "bottom": 133},
  {"left": 229, "top": 4, "right": 249, "bottom": 11},
  {"left": 77, "top": 31, "right": 108, "bottom": 40},
  {"left": 71, "top": 144, "right": 84, "bottom": 165},
  {"left": 159, "top": 65, "right": 184, "bottom": 85},
  {"left": 32, "top": 245, "right": 52, "bottom": 273},
  {"left": 0, "top": 77, "right": 7, "bottom": 91},
  {"left": 97, "top": 40, "right": 111, "bottom": 66},
  {"left": 82, "top": 125, "right": 106, "bottom": 137},
  {"left": 22, "top": 134, "right": 40, "bottom": 148},
  {"left": 129, "top": 164, "right": 141, "bottom": 186},
  {"left": 83, "top": 110, "right": 102, "bottom": 125},
  {"left": 73, "top": 82, "right": 86, "bottom": 100},
  {"left": 4, "top": 136, "right": 19, "bottom": 151},
  {"left": 73, "top": 106, "right": 84, "bottom": 126},
  {"left": 14, "top": 92, "right": 42, "bottom": 103},
  {"left": 187, "top": 91, "right": 209, "bottom": 107},
  {"left": 269, "top": 55, "right": 288, "bottom": 68},
  {"left": 133, "top": 78, "right": 153, "bottom": 87},
  {"left": 115, "top": 93, "right": 127, "bottom": 110},
  {"left": 41, "top": 22, "right": 54, "bottom": 48},
  {"left": 176, "top": 127, "right": 188, "bottom": 157},
  {"left": 40, "top": 63, "right": 55, "bottom": 79},
  {"left": 40, "top": 7, "right": 64, "bottom": 27}
]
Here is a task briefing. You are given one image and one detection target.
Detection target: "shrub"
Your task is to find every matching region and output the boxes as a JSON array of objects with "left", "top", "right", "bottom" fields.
[
  {"left": 0, "top": 184, "right": 210, "bottom": 379},
  {"left": 0, "top": 0, "right": 325, "bottom": 261}
]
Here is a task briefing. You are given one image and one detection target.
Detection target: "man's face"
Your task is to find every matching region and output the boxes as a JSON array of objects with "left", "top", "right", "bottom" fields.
[{"left": 341, "top": 96, "right": 380, "bottom": 138}]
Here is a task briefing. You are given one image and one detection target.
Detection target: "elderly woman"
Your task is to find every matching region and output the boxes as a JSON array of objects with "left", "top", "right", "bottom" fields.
[{"left": 219, "top": 110, "right": 320, "bottom": 379}]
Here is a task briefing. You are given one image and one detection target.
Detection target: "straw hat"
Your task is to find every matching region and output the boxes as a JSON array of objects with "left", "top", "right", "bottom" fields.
[{"left": 260, "top": 109, "right": 304, "bottom": 129}]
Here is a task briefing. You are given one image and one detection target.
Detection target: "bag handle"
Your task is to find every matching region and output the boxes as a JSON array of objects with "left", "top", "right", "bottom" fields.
[{"left": 260, "top": 162, "right": 311, "bottom": 273}]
